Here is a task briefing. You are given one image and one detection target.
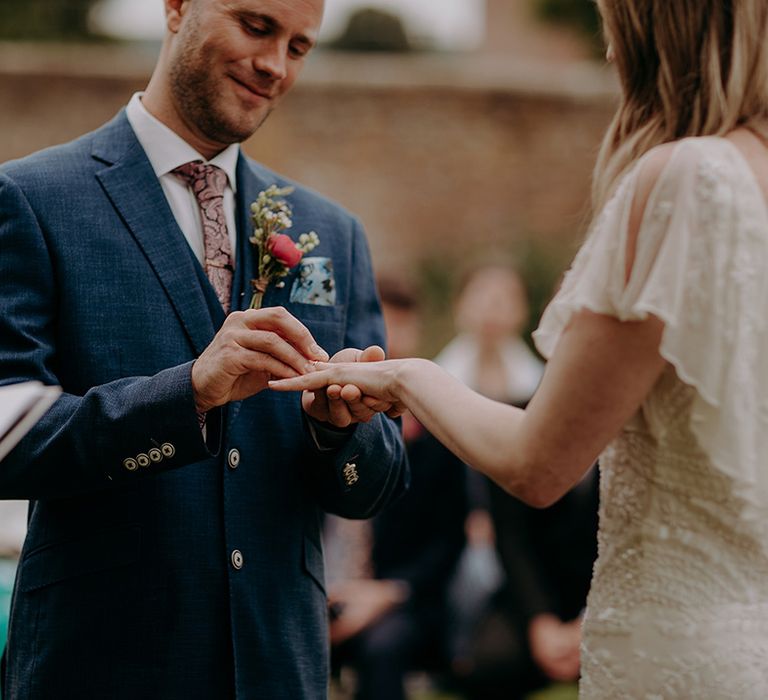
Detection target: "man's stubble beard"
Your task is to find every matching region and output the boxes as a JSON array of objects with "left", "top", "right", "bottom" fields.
[{"left": 169, "top": 35, "right": 273, "bottom": 147}]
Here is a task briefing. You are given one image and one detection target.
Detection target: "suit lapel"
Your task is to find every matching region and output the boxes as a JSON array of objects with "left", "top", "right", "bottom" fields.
[
  {"left": 227, "top": 155, "right": 275, "bottom": 426},
  {"left": 232, "top": 155, "right": 259, "bottom": 313},
  {"left": 92, "top": 113, "right": 216, "bottom": 357}
]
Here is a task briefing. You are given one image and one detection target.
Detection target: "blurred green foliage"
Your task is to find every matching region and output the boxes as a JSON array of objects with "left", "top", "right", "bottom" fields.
[
  {"left": 534, "top": 0, "right": 603, "bottom": 52},
  {"left": 0, "top": 0, "right": 99, "bottom": 40}
]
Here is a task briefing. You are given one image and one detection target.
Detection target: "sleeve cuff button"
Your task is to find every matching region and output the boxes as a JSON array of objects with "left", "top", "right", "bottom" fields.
[
  {"left": 161, "top": 443, "right": 176, "bottom": 458},
  {"left": 123, "top": 458, "right": 139, "bottom": 472}
]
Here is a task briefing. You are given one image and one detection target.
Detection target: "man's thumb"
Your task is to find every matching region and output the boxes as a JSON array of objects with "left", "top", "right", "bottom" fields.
[{"left": 360, "top": 345, "right": 385, "bottom": 362}]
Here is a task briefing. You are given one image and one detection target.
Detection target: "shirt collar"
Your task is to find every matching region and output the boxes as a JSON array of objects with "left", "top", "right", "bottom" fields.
[{"left": 125, "top": 92, "right": 239, "bottom": 193}]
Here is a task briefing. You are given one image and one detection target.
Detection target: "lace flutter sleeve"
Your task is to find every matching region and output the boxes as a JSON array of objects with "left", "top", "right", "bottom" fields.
[{"left": 534, "top": 137, "right": 768, "bottom": 513}]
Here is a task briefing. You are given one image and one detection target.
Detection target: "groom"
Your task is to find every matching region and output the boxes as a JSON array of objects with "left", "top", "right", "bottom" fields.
[{"left": 0, "top": 0, "right": 407, "bottom": 698}]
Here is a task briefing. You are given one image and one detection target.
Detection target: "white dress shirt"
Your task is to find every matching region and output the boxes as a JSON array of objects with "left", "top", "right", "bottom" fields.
[{"left": 125, "top": 92, "right": 240, "bottom": 264}]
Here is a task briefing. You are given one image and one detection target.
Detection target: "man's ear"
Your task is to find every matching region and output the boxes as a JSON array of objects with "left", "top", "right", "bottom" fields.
[{"left": 165, "top": 0, "right": 190, "bottom": 33}]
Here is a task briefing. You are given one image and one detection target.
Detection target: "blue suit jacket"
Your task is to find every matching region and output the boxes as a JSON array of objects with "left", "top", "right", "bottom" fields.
[{"left": 0, "top": 112, "right": 407, "bottom": 699}]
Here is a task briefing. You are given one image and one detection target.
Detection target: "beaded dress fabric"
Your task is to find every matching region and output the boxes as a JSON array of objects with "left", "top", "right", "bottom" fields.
[{"left": 533, "top": 137, "right": 768, "bottom": 698}]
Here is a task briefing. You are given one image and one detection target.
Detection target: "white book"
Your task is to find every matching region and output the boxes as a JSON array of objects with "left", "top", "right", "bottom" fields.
[{"left": 0, "top": 381, "right": 61, "bottom": 463}]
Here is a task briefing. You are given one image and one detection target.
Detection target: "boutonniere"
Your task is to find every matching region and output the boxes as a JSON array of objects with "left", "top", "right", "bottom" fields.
[{"left": 248, "top": 185, "right": 320, "bottom": 309}]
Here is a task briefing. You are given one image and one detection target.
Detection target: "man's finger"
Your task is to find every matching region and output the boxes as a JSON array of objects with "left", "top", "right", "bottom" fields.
[
  {"left": 327, "top": 394, "right": 353, "bottom": 428},
  {"left": 359, "top": 345, "right": 385, "bottom": 362},
  {"left": 240, "top": 352, "right": 301, "bottom": 381},
  {"left": 239, "top": 307, "right": 328, "bottom": 361},
  {"left": 326, "top": 384, "right": 343, "bottom": 401},
  {"left": 302, "top": 389, "right": 330, "bottom": 421},
  {"left": 233, "top": 329, "right": 316, "bottom": 376},
  {"left": 343, "top": 399, "right": 376, "bottom": 423},
  {"left": 330, "top": 347, "right": 363, "bottom": 363},
  {"left": 339, "top": 384, "right": 362, "bottom": 403},
  {"left": 362, "top": 396, "right": 393, "bottom": 413}
]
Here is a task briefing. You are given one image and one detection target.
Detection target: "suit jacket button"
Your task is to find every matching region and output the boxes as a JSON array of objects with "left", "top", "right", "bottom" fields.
[
  {"left": 136, "top": 453, "right": 150, "bottom": 468},
  {"left": 148, "top": 448, "right": 163, "bottom": 463},
  {"left": 231, "top": 550, "right": 244, "bottom": 570},
  {"left": 160, "top": 443, "right": 175, "bottom": 458},
  {"left": 227, "top": 448, "right": 240, "bottom": 470},
  {"left": 123, "top": 458, "right": 138, "bottom": 472}
]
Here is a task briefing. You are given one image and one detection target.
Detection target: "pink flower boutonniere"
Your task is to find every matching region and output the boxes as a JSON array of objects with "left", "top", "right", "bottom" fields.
[{"left": 248, "top": 185, "right": 319, "bottom": 310}]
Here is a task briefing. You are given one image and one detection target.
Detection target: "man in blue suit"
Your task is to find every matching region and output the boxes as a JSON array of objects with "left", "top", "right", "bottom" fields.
[{"left": 0, "top": 0, "right": 407, "bottom": 698}]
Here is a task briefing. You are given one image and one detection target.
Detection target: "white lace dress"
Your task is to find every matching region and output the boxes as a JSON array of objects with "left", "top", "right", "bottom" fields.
[{"left": 533, "top": 136, "right": 768, "bottom": 698}]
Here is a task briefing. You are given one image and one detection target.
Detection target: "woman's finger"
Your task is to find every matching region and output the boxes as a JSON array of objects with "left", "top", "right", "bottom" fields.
[{"left": 270, "top": 371, "right": 338, "bottom": 392}]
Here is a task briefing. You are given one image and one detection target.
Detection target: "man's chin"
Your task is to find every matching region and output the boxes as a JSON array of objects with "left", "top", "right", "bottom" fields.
[
  {"left": 203, "top": 114, "right": 270, "bottom": 146},
  {"left": 225, "top": 109, "right": 274, "bottom": 143}
]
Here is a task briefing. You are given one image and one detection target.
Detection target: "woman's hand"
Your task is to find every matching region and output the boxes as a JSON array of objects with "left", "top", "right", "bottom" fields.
[{"left": 269, "top": 358, "right": 415, "bottom": 418}]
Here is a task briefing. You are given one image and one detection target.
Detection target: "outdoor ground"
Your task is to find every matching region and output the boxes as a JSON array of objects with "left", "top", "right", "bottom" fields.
[{"left": 330, "top": 673, "right": 579, "bottom": 700}]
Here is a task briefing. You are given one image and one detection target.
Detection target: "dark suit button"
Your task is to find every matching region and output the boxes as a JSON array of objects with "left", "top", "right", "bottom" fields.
[
  {"left": 123, "top": 458, "right": 138, "bottom": 472},
  {"left": 227, "top": 448, "right": 240, "bottom": 470},
  {"left": 148, "top": 448, "right": 163, "bottom": 463},
  {"left": 231, "top": 550, "right": 244, "bottom": 570},
  {"left": 161, "top": 443, "right": 175, "bottom": 458},
  {"left": 136, "top": 453, "right": 150, "bottom": 468}
]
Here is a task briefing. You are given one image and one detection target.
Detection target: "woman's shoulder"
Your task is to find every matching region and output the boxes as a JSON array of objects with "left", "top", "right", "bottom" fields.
[
  {"left": 627, "top": 135, "right": 751, "bottom": 222},
  {"left": 633, "top": 137, "right": 721, "bottom": 189}
]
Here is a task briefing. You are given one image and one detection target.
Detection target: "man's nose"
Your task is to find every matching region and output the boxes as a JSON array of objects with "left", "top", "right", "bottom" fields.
[{"left": 253, "top": 40, "right": 288, "bottom": 80}]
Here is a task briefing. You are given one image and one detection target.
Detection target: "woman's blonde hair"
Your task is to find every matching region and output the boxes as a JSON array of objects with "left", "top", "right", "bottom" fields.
[{"left": 593, "top": 0, "right": 768, "bottom": 209}]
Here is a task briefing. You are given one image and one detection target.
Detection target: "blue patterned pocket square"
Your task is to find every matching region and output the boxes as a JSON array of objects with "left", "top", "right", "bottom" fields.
[{"left": 289, "top": 257, "right": 337, "bottom": 306}]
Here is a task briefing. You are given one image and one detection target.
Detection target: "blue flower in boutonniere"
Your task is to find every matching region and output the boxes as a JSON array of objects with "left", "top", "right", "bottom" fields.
[{"left": 248, "top": 185, "right": 320, "bottom": 309}]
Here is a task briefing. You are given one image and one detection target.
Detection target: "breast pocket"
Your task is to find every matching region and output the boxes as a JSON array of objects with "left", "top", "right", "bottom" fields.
[{"left": 286, "top": 302, "right": 346, "bottom": 355}]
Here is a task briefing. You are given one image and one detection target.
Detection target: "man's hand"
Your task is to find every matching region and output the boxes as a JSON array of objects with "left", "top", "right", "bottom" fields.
[
  {"left": 528, "top": 613, "right": 581, "bottom": 682},
  {"left": 301, "top": 345, "right": 395, "bottom": 428},
  {"left": 191, "top": 307, "right": 328, "bottom": 412},
  {"left": 328, "top": 579, "right": 409, "bottom": 645}
]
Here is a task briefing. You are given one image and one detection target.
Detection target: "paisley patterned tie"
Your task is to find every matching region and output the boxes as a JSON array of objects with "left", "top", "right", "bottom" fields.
[{"left": 172, "top": 161, "right": 234, "bottom": 313}]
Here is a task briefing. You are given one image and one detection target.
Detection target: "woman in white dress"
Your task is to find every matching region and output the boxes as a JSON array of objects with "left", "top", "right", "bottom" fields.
[{"left": 272, "top": 1, "right": 768, "bottom": 696}]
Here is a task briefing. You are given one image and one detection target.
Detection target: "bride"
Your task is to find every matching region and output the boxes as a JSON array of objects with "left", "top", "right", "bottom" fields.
[{"left": 272, "top": 0, "right": 768, "bottom": 696}]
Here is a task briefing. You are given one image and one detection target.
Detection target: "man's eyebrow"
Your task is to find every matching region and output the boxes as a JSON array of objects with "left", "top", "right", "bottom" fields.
[{"left": 235, "top": 10, "right": 317, "bottom": 46}]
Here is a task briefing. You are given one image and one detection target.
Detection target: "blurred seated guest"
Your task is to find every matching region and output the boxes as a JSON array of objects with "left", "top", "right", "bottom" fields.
[
  {"left": 326, "top": 276, "right": 468, "bottom": 700},
  {"left": 433, "top": 265, "right": 597, "bottom": 699},
  {"left": 457, "top": 472, "right": 598, "bottom": 700},
  {"left": 435, "top": 264, "right": 544, "bottom": 406},
  {"left": 0, "top": 501, "right": 27, "bottom": 652},
  {"left": 435, "top": 264, "right": 544, "bottom": 670}
]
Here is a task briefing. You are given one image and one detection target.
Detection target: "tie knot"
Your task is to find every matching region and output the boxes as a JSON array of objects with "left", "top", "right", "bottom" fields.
[{"left": 172, "top": 161, "right": 228, "bottom": 198}]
